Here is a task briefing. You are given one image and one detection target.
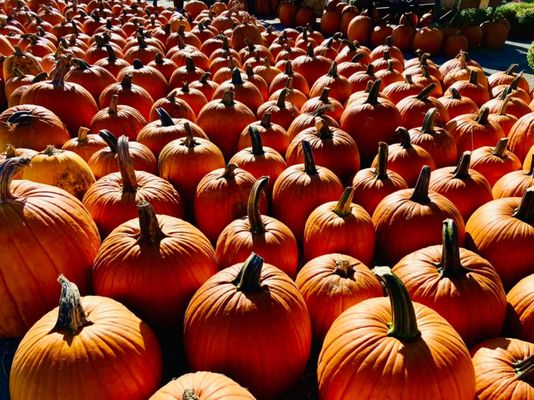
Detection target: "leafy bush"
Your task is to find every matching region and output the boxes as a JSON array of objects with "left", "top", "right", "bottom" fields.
[
  {"left": 459, "top": 8, "right": 488, "bottom": 25},
  {"left": 528, "top": 41, "right": 534, "bottom": 72}
]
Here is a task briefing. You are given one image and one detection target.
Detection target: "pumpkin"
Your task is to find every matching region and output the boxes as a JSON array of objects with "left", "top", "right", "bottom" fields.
[
  {"left": 212, "top": 67, "right": 264, "bottom": 113},
  {"left": 148, "top": 89, "right": 197, "bottom": 123},
  {"left": 470, "top": 138, "right": 522, "bottom": 186},
  {"left": 396, "top": 83, "right": 450, "bottom": 129},
  {"left": 21, "top": 145, "right": 95, "bottom": 199},
  {"left": 341, "top": 79, "right": 401, "bottom": 167},
  {"left": 229, "top": 126, "right": 286, "bottom": 198},
  {"left": 352, "top": 142, "right": 409, "bottom": 216},
  {"left": 90, "top": 94, "right": 147, "bottom": 141},
  {"left": 256, "top": 88, "right": 299, "bottom": 131},
  {"left": 2, "top": 46, "right": 43, "bottom": 81},
  {"left": 194, "top": 163, "right": 266, "bottom": 243},
  {"left": 488, "top": 64, "right": 530, "bottom": 93},
  {"left": 169, "top": 56, "right": 205, "bottom": 88},
  {"left": 269, "top": 61, "right": 309, "bottom": 95},
  {"left": 149, "top": 371, "right": 256, "bottom": 400},
  {"left": 471, "top": 337, "right": 534, "bottom": 400},
  {"left": 393, "top": 219, "right": 507, "bottom": 345},
  {"left": 321, "top": 9, "right": 341, "bottom": 37},
  {"left": 197, "top": 90, "right": 256, "bottom": 160},
  {"left": 412, "top": 26, "right": 444, "bottom": 55},
  {"left": 487, "top": 93, "right": 519, "bottom": 137},
  {"left": 253, "top": 58, "right": 281, "bottom": 87},
  {"left": 485, "top": 84, "right": 532, "bottom": 119},
  {"left": 189, "top": 72, "right": 220, "bottom": 103},
  {"left": 93, "top": 201, "right": 217, "bottom": 328},
  {"left": 492, "top": 155, "right": 533, "bottom": 198},
  {"left": 171, "top": 82, "right": 208, "bottom": 117},
  {"left": 83, "top": 136, "right": 184, "bottom": 237},
  {"left": 382, "top": 74, "right": 424, "bottom": 105},
  {"left": 273, "top": 140, "right": 343, "bottom": 242},
  {"left": 148, "top": 53, "right": 177, "bottom": 82},
  {"left": 408, "top": 107, "right": 458, "bottom": 168},
  {"left": 61, "top": 127, "right": 107, "bottom": 162},
  {"left": 481, "top": 20, "right": 508, "bottom": 49},
  {"left": 437, "top": 87, "right": 479, "bottom": 120},
  {"left": 94, "top": 44, "right": 131, "bottom": 78},
  {"left": 318, "top": 266, "right": 476, "bottom": 400},
  {"left": 446, "top": 107, "right": 505, "bottom": 154},
  {"left": 0, "top": 157, "right": 100, "bottom": 337},
  {"left": 505, "top": 274, "right": 534, "bottom": 343},
  {"left": 184, "top": 253, "right": 312, "bottom": 399},
  {"left": 88, "top": 130, "right": 157, "bottom": 179},
  {"left": 285, "top": 118, "right": 359, "bottom": 184},
  {"left": 64, "top": 58, "right": 117, "bottom": 102},
  {"left": 292, "top": 43, "right": 331, "bottom": 88},
  {"left": 300, "top": 87, "right": 344, "bottom": 123},
  {"left": 117, "top": 58, "right": 168, "bottom": 101},
  {"left": 20, "top": 55, "right": 98, "bottom": 135},
  {"left": 9, "top": 275, "right": 162, "bottom": 400},
  {"left": 347, "top": 64, "right": 378, "bottom": 94},
  {"left": 215, "top": 176, "right": 298, "bottom": 277},
  {"left": 137, "top": 108, "right": 208, "bottom": 157},
  {"left": 373, "top": 165, "right": 465, "bottom": 265},
  {"left": 429, "top": 151, "right": 493, "bottom": 221},
  {"left": 237, "top": 113, "right": 291, "bottom": 155},
  {"left": 508, "top": 112, "right": 534, "bottom": 163},
  {"left": 465, "top": 187, "right": 534, "bottom": 289},
  {"left": 0, "top": 104, "right": 69, "bottom": 151},
  {"left": 347, "top": 15, "right": 372, "bottom": 45},
  {"left": 309, "top": 61, "right": 351, "bottom": 104},
  {"left": 446, "top": 69, "right": 490, "bottom": 107}
]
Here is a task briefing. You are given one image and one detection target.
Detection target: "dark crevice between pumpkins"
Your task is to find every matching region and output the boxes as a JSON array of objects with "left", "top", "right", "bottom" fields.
[
  {"left": 53, "top": 275, "right": 93, "bottom": 335},
  {"left": 234, "top": 253, "right": 264, "bottom": 293}
]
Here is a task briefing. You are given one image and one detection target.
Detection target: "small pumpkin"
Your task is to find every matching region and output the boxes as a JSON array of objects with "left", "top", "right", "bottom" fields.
[
  {"left": 470, "top": 137, "right": 522, "bottom": 186},
  {"left": 237, "top": 112, "right": 291, "bottom": 155},
  {"left": 61, "top": 127, "right": 107, "bottom": 162},
  {"left": 437, "top": 87, "right": 479, "bottom": 120}
]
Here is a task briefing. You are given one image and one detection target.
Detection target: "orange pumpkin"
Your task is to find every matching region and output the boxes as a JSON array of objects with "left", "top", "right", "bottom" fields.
[
  {"left": 61, "top": 127, "right": 107, "bottom": 162},
  {"left": 470, "top": 138, "right": 522, "bottom": 186},
  {"left": 505, "top": 274, "right": 534, "bottom": 343},
  {"left": 437, "top": 87, "right": 479, "bottom": 120},
  {"left": 508, "top": 112, "right": 534, "bottom": 163}
]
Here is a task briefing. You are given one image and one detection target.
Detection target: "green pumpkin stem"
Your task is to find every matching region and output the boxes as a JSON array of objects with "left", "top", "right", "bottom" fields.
[
  {"left": 302, "top": 140, "right": 318, "bottom": 175},
  {"left": 416, "top": 83, "right": 436, "bottom": 100},
  {"left": 439, "top": 219, "right": 466, "bottom": 278},
  {"left": 375, "top": 142, "right": 389, "bottom": 180},
  {"left": 452, "top": 151, "right": 472, "bottom": 179},
  {"left": 373, "top": 266, "right": 421, "bottom": 341},
  {"left": 182, "top": 389, "right": 200, "bottom": 400},
  {"left": 421, "top": 108, "right": 438, "bottom": 134},
  {"left": 231, "top": 67, "right": 244, "bottom": 86},
  {"left": 410, "top": 165, "right": 432, "bottom": 204},
  {"left": 99, "top": 130, "right": 118, "bottom": 153},
  {"left": 156, "top": 108, "right": 174, "bottom": 127},
  {"left": 350, "top": 52, "right": 365, "bottom": 63},
  {"left": 117, "top": 135, "right": 137, "bottom": 193},
  {"left": 0, "top": 157, "right": 31, "bottom": 202},
  {"left": 6, "top": 110, "right": 33, "bottom": 126},
  {"left": 277, "top": 88, "right": 288, "bottom": 109},
  {"left": 365, "top": 79, "right": 381, "bottom": 105},
  {"left": 53, "top": 275, "right": 92, "bottom": 334},
  {"left": 333, "top": 187, "right": 354, "bottom": 217},
  {"left": 514, "top": 354, "right": 534, "bottom": 384},
  {"left": 247, "top": 176, "right": 268, "bottom": 234},
  {"left": 397, "top": 127, "right": 413, "bottom": 149},
  {"left": 234, "top": 253, "right": 264, "bottom": 292},
  {"left": 137, "top": 201, "right": 164, "bottom": 244},
  {"left": 512, "top": 187, "right": 533, "bottom": 223},
  {"left": 248, "top": 126, "right": 264, "bottom": 156},
  {"left": 492, "top": 138, "right": 508, "bottom": 158},
  {"left": 71, "top": 58, "right": 90, "bottom": 70}
]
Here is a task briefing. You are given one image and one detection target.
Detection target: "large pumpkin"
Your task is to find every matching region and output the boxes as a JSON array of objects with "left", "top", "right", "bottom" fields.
[
  {"left": 0, "top": 157, "right": 100, "bottom": 338},
  {"left": 505, "top": 274, "right": 534, "bottom": 343},
  {"left": 93, "top": 201, "right": 218, "bottom": 328},
  {"left": 9, "top": 276, "right": 162, "bottom": 400},
  {"left": 318, "top": 267, "right": 476, "bottom": 399},
  {"left": 393, "top": 219, "right": 507, "bottom": 345},
  {"left": 508, "top": 112, "right": 534, "bottom": 162},
  {"left": 184, "top": 253, "right": 312, "bottom": 399}
]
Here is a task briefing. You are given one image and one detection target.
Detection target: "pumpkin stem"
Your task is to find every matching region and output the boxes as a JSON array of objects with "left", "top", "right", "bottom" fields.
[
  {"left": 333, "top": 187, "right": 354, "bottom": 217},
  {"left": 221, "top": 89, "right": 235, "bottom": 106},
  {"left": 132, "top": 58, "right": 144, "bottom": 70},
  {"left": 108, "top": 94, "right": 119, "bottom": 114},
  {"left": 306, "top": 42, "right": 314, "bottom": 57},
  {"left": 374, "top": 142, "right": 389, "bottom": 180},
  {"left": 439, "top": 219, "right": 466, "bottom": 278},
  {"left": 77, "top": 127, "right": 89, "bottom": 143},
  {"left": 42, "top": 145, "right": 57, "bottom": 156},
  {"left": 514, "top": 354, "right": 534, "bottom": 384},
  {"left": 248, "top": 126, "right": 264, "bottom": 156},
  {"left": 373, "top": 266, "right": 421, "bottom": 341},
  {"left": 156, "top": 108, "right": 174, "bottom": 127},
  {"left": 512, "top": 187, "right": 533, "bottom": 223},
  {"left": 4, "top": 144, "right": 16, "bottom": 158},
  {"left": 350, "top": 52, "right": 365, "bottom": 63},
  {"left": 302, "top": 140, "right": 318, "bottom": 176},
  {"left": 154, "top": 52, "right": 164, "bottom": 65},
  {"left": 365, "top": 79, "right": 381, "bottom": 105},
  {"left": 50, "top": 55, "right": 71, "bottom": 86},
  {"left": 421, "top": 108, "right": 437, "bottom": 134},
  {"left": 137, "top": 200, "right": 164, "bottom": 244},
  {"left": 99, "top": 130, "right": 118, "bottom": 153},
  {"left": 528, "top": 154, "right": 534, "bottom": 177},
  {"left": 416, "top": 83, "right": 436, "bottom": 100},
  {"left": 365, "top": 63, "right": 375, "bottom": 78},
  {"left": 505, "top": 64, "right": 518, "bottom": 75},
  {"left": 121, "top": 73, "right": 133, "bottom": 89},
  {"left": 449, "top": 87, "right": 462, "bottom": 99},
  {"left": 410, "top": 165, "right": 431, "bottom": 204},
  {"left": 284, "top": 60, "right": 293, "bottom": 77},
  {"left": 234, "top": 253, "right": 264, "bottom": 292},
  {"left": 333, "top": 258, "right": 355, "bottom": 279},
  {"left": 316, "top": 118, "right": 333, "bottom": 140},
  {"left": 71, "top": 58, "right": 90, "bottom": 71},
  {"left": 0, "top": 157, "right": 31, "bottom": 202},
  {"left": 452, "top": 151, "right": 471, "bottom": 179},
  {"left": 492, "top": 138, "right": 508, "bottom": 158},
  {"left": 182, "top": 389, "right": 200, "bottom": 400},
  {"left": 319, "top": 87, "right": 331, "bottom": 103},
  {"left": 468, "top": 69, "right": 478, "bottom": 85},
  {"left": 497, "top": 93, "right": 512, "bottom": 116},
  {"left": 221, "top": 163, "right": 238, "bottom": 179},
  {"left": 199, "top": 72, "right": 211, "bottom": 84},
  {"left": 247, "top": 176, "right": 268, "bottom": 234},
  {"left": 260, "top": 112, "right": 271, "bottom": 128},
  {"left": 185, "top": 56, "right": 196, "bottom": 72},
  {"left": 276, "top": 88, "right": 288, "bottom": 109},
  {"left": 105, "top": 45, "right": 117, "bottom": 62},
  {"left": 328, "top": 61, "right": 338, "bottom": 78},
  {"left": 509, "top": 72, "right": 523, "bottom": 91},
  {"left": 6, "top": 110, "right": 33, "bottom": 126},
  {"left": 117, "top": 135, "right": 137, "bottom": 193},
  {"left": 474, "top": 107, "right": 490, "bottom": 125},
  {"left": 231, "top": 67, "right": 244, "bottom": 86},
  {"left": 397, "top": 127, "right": 413, "bottom": 149},
  {"left": 53, "top": 275, "right": 92, "bottom": 334}
]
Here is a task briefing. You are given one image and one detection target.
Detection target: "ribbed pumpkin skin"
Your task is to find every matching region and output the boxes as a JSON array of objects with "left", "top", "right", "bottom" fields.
[
  {"left": 88, "top": 142, "right": 158, "bottom": 179},
  {"left": 465, "top": 197, "right": 533, "bottom": 289},
  {"left": 295, "top": 254, "right": 383, "bottom": 340},
  {"left": 89, "top": 104, "right": 147, "bottom": 141},
  {"left": 0, "top": 180, "right": 100, "bottom": 337},
  {"left": 508, "top": 112, "right": 534, "bottom": 162},
  {"left": 149, "top": 371, "right": 256, "bottom": 400},
  {"left": 392, "top": 246, "right": 507, "bottom": 345},
  {"left": 184, "top": 262, "right": 312, "bottom": 399},
  {"left": 83, "top": 172, "right": 185, "bottom": 237},
  {"left": 318, "top": 299, "right": 476, "bottom": 400},
  {"left": 93, "top": 214, "right": 218, "bottom": 328},
  {"left": 505, "top": 274, "right": 534, "bottom": 343},
  {"left": 492, "top": 168, "right": 534, "bottom": 198},
  {"left": 470, "top": 337, "right": 534, "bottom": 400},
  {"left": 9, "top": 296, "right": 162, "bottom": 400}
]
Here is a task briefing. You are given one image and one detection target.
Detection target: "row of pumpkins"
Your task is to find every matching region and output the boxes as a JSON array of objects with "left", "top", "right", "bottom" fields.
[{"left": 0, "top": 0, "right": 532, "bottom": 399}]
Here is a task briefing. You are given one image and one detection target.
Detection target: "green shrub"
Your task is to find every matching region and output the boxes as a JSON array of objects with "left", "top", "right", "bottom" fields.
[
  {"left": 528, "top": 41, "right": 534, "bottom": 72},
  {"left": 459, "top": 8, "right": 488, "bottom": 25}
]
